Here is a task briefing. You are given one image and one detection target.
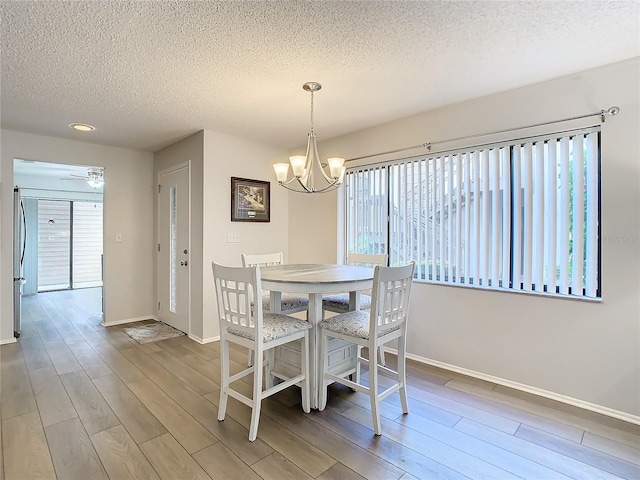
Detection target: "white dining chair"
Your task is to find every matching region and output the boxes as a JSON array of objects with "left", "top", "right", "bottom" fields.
[
  {"left": 212, "top": 262, "right": 310, "bottom": 442},
  {"left": 322, "top": 252, "right": 388, "bottom": 364},
  {"left": 241, "top": 252, "right": 309, "bottom": 366},
  {"left": 318, "top": 262, "right": 415, "bottom": 436}
]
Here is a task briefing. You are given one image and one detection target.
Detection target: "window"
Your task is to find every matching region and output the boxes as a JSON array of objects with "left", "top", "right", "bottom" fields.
[
  {"left": 169, "top": 185, "right": 177, "bottom": 313},
  {"left": 345, "top": 127, "right": 601, "bottom": 299}
]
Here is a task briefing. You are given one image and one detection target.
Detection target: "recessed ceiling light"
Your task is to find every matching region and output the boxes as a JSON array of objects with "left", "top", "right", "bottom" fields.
[{"left": 69, "top": 123, "right": 95, "bottom": 132}]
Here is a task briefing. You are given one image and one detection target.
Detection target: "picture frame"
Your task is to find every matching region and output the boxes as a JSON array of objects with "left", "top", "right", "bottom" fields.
[{"left": 231, "top": 177, "right": 270, "bottom": 222}]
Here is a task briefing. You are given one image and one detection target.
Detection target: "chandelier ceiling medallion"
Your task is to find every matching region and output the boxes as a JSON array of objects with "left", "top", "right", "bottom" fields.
[{"left": 273, "top": 82, "right": 345, "bottom": 193}]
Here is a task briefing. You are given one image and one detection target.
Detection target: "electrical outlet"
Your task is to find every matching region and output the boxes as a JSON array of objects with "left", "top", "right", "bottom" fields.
[{"left": 227, "top": 233, "right": 240, "bottom": 243}]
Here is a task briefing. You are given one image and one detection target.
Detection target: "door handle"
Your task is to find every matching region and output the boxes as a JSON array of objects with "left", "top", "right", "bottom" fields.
[{"left": 180, "top": 261, "right": 188, "bottom": 267}]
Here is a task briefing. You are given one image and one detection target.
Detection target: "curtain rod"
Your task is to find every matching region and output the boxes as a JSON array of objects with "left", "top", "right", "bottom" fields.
[{"left": 345, "top": 105, "right": 620, "bottom": 164}]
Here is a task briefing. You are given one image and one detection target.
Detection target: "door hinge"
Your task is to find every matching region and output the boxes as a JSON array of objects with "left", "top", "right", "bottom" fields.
[
  {"left": 157, "top": 243, "right": 160, "bottom": 252},
  {"left": 158, "top": 184, "right": 161, "bottom": 194},
  {"left": 157, "top": 301, "right": 160, "bottom": 310}
]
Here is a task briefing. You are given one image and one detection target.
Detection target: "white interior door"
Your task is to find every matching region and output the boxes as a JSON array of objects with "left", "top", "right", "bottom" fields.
[{"left": 157, "top": 164, "right": 190, "bottom": 334}]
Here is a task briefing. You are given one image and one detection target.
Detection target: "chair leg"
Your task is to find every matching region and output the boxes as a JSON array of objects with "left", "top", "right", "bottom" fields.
[
  {"left": 247, "top": 348, "right": 254, "bottom": 367},
  {"left": 301, "top": 334, "right": 310, "bottom": 413},
  {"left": 218, "top": 338, "right": 230, "bottom": 421},
  {"left": 378, "top": 345, "right": 386, "bottom": 366},
  {"left": 369, "top": 345, "right": 382, "bottom": 436},
  {"left": 354, "top": 345, "right": 362, "bottom": 385},
  {"left": 264, "top": 349, "right": 275, "bottom": 389},
  {"left": 398, "top": 338, "right": 409, "bottom": 415},
  {"left": 249, "top": 346, "right": 264, "bottom": 442}
]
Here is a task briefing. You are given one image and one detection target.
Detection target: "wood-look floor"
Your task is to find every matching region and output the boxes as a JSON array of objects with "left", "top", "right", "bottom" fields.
[{"left": 2, "top": 288, "right": 639, "bottom": 480}]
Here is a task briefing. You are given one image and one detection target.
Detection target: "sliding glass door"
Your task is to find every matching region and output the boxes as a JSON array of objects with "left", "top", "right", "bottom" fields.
[{"left": 37, "top": 200, "right": 103, "bottom": 292}]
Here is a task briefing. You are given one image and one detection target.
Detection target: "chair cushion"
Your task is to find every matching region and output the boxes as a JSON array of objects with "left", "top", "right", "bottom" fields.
[
  {"left": 320, "top": 310, "right": 399, "bottom": 340},
  {"left": 228, "top": 313, "right": 310, "bottom": 343},
  {"left": 322, "top": 293, "right": 372, "bottom": 312},
  {"left": 262, "top": 293, "right": 309, "bottom": 312}
]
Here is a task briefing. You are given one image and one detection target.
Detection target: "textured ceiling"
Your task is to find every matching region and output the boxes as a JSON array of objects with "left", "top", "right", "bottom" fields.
[{"left": 1, "top": 0, "right": 638, "bottom": 152}]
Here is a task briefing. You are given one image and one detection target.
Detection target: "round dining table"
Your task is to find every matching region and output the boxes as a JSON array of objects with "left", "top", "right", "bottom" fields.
[{"left": 260, "top": 264, "right": 374, "bottom": 409}]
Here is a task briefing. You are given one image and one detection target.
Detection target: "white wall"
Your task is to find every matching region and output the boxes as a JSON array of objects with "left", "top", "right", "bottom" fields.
[
  {"left": 1, "top": 130, "right": 156, "bottom": 342},
  {"left": 202, "top": 131, "right": 289, "bottom": 341},
  {"left": 288, "top": 191, "right": 340, "bottom": 265},
  {"left": 290, "top": 58, "right": 640, "bottom": 419}
]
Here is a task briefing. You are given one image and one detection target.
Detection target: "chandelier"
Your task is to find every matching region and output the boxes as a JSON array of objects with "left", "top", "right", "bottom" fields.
[{"left": 273, "top": 82, "right": 345, "bottom": 193}]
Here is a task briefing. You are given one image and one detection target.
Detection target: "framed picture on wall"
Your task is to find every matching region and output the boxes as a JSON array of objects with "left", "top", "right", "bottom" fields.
[{"left": 231, "top": 177, "right": 270, "bottom": 222}]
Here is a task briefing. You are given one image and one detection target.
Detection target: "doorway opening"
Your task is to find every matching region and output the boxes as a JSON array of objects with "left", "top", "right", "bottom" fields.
[{"left": 13, "top": 159, "right": 105, "bottom": 338}]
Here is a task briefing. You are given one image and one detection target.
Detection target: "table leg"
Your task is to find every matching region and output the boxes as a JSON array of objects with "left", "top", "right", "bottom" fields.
[
  {"left": 269, "top": 291, "right": 282, "bottom": 313},
  {"left": 307, "top": 293, "right": 323, "bottom": 409},
  {"left": 348, "top": 291, "right": 362, "bottom": 311},
  {"left": 268, "top": 290, "right": 355, "bottom": 410}
]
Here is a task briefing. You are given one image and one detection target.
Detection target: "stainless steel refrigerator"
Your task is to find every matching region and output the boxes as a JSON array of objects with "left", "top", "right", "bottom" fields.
[{"left": 13, "top": 188, "right": 26, "bottom": 338}]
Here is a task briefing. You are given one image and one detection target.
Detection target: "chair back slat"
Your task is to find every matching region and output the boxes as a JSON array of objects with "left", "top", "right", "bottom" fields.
[
  {"left": 213, "top": 263, "right": 262, "bottom": 340},
  {"left": 347, "top": 252, "right": 387, "bottom": 267},
  {"left": 242, "top": 252, "right": 284, "bottom": 267},
  {"left": 370, "top": 262, "right": 415, "bottom": 334}
]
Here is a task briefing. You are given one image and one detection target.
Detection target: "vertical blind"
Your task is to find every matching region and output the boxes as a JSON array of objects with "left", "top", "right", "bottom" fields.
[
  {"left": 72, "top": 201, "right": 104, "bottom": 288},
  {"left": 345, "top": 127, "right": 601, "bottom": 299},
  {"left": 345, "top": 167, "right": 388, "bottom": 256},
  {"left": 37, "top": 200, "right": 103, "bottom": 291},
  {"left": 38, "top": 200, "right": 71, "bottom": 290}
]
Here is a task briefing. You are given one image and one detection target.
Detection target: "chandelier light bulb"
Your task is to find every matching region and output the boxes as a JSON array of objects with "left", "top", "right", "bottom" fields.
[
  {"left": 289, "top": 155, "right": 307, "bottom": 177},
  {"left": 273, "top": 163, "right": 290, "bottom": 182},
  {"left": 327, "top": 157, "right": 345, "bottom": 179}
]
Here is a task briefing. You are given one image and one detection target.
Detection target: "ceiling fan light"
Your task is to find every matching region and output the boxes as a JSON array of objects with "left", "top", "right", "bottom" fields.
[{"left": 87, "top": 177, "right": 104, "bottom": 188}]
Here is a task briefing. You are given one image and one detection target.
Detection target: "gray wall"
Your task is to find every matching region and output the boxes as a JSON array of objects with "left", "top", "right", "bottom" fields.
[
  {"left": 1, "top": 130, "right": 155, "bottom": 341},
  {"left": 154, "top": 131, "right": 205, "bottom": 340},
  {"left": 202, "top": 130, "right": 290, "bottom": 342},
  {"left": 154, "top": 130, "right": 290, "bottom": 342},
  {"left": 289, "top": 58, "right": 640, "bottom": 420}
]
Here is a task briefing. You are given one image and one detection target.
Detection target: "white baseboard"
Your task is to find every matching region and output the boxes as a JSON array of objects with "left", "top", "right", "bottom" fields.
[
  {"left": 188, "top": 334, "right": 219, "bottom": 345},
  {"left": 385, "top": 348, "right": 640, "bottom": 426},
  {"left": 0, "top": 337, "right": 17, "bottom": 345},
  {"left": 102, "top": 315, "right": 158, "bottom": 327}
]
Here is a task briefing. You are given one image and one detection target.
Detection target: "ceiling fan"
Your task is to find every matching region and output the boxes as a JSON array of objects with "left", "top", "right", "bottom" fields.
[{"left": 60, "top": 167, "right": 104, "bottom": 188}]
